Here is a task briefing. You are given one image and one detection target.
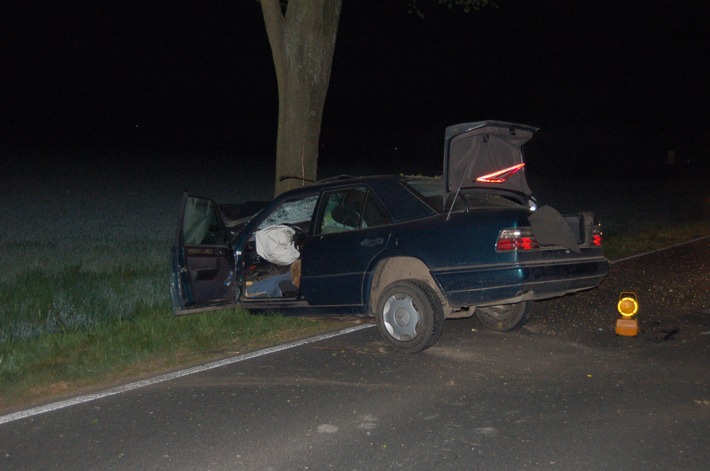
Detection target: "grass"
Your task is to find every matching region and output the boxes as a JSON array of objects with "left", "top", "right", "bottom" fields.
[
  {"left": 0, "top": 258, "right": 353, "bottom": 411},
  {"left": 0, "top": 302, "right": 351, "bottom": 410},
  {"left": 1, "top": 148, "right": 708, "bottom": 413},
  {"left": 604, "top": 220, "right": 710, "bottom": 261}
]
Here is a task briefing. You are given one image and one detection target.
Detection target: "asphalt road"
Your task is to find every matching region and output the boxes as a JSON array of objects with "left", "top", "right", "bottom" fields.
[{"left": 1, "top": 239, "right": 709, "bottom": 470}]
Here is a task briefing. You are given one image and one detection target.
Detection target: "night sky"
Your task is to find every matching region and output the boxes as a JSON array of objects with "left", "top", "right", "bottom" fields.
[{"left": 2, "top": 0, "right": 709, "bottom": 177}]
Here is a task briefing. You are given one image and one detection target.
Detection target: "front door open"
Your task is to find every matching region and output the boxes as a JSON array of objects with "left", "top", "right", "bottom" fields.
[{"left": 170, "top": 193, "right": 237, "bottom": 315}]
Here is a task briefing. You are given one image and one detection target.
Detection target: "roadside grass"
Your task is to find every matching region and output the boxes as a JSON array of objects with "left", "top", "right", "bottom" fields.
[
  {"left": 1, "top": 148, "right": 708, "bottom": 413},
  {"left": 0, "top": 263, "right": 349, "bottom": 411},
  {"left": 0, "top": 300, "right": 350, "bottom": 411},
  {"left": 604, "top": 220, "right": 710, "bottom": 261}
]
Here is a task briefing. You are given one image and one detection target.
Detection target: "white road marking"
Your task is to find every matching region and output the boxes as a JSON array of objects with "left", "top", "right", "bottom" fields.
[{"left": 0, "top": 323, "right": 375, "bottom": 426}]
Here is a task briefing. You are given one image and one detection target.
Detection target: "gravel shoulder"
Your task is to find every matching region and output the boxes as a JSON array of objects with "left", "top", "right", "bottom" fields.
[{"left": 520, "top": 237, "right": 710, "bottom": 356}]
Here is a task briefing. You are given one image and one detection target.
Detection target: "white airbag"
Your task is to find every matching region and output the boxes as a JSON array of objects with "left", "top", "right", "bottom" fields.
[{"left": 254, "top": 225, "right": 300, "bottom": 265}]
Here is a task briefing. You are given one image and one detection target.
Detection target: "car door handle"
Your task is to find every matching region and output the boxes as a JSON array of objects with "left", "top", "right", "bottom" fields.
[{"left": 360, "top": 237, "right": 384, "bottom": 247}]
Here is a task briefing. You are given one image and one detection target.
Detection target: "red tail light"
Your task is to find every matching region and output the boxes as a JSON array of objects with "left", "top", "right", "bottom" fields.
[
  {"left": 496, "top": 229, "right": 540, "bottom": 251},
  {"left": 592, "top": 228, "right": 602, "bottom": 247}
]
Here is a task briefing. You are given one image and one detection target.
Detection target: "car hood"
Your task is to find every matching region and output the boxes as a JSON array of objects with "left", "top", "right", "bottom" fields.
[{"left": 443, "top": 121, "right": 538, "bottom": 196}]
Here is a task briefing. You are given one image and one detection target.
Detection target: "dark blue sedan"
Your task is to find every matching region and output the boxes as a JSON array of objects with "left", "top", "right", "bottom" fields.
[{"left": 171, "top": 121, "right": 609, "bottom": 352}]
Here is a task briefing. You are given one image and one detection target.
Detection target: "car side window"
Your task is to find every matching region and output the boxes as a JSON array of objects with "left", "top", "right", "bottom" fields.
[
  {"left": 183, "top": 196, "right": 224, "bottom": 245},
  {"left": 317, "top": 187, "right": 388, "bottom": 235},
  {"left": 362, "top": 194, "right": 389, "bottom": 227}
]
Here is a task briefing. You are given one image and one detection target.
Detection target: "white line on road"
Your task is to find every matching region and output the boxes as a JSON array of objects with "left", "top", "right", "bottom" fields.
[{"left": 0, "top": 323, "right": 375, "bottom": 426}]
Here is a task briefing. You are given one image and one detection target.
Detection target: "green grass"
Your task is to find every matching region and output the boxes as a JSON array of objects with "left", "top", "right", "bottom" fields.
[
  {"left": 0, "top": 301, "right": 344, "bottom": 409},
  {"left": 0, "top": 248, "right": 346, "bottom": 411},
  {"left": 604, "top": 220, "right": 710, "bottom": 261},
  {"left": 0, "top": 263, "right": 347, "bottom": 409},
  {"left": 0, "top": 267, "right": 344, "bottom": 409}
]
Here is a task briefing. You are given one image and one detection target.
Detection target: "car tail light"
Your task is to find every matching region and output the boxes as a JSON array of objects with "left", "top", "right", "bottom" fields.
[
  {"left": 591, "top": 227, "right": 602, "bottom": 247},
  {"left": 496, "top": 228, "right": 540, "bottom": 251}
]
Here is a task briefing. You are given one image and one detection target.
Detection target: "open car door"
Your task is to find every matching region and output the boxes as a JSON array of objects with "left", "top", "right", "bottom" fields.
[{"left": 170, "top": 193, "right": 238, "bottom": 315}]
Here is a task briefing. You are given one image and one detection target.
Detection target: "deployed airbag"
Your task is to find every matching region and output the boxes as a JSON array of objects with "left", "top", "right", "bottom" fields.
[{"left": 254, "top": 225, "right": 300, "bottom": 265}]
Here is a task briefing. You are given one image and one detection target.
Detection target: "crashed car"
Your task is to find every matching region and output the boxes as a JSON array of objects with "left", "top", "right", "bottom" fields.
[{"left": 170, "top": 121, "right": 609, "bottom": 352}]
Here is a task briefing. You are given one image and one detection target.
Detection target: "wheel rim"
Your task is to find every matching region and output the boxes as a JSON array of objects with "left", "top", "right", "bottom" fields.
[{"left": 382, "top": 293, "right": 421, "bottom": 341}]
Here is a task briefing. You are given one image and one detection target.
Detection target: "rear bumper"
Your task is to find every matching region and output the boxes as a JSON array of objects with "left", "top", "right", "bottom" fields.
[{"left": 432, "top": 256, "right": 609, "bottom": 307}]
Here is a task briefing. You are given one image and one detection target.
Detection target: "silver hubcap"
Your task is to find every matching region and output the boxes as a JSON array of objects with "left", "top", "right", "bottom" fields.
[{"left": 382, "top": 293, "right": 420, "bottom": 341}]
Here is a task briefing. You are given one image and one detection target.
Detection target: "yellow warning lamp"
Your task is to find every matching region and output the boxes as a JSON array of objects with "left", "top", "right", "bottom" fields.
[
  {"left": 615, "top": 292, "right": 639, "bottom": 336},
  {"left": 617, "top": 293, "right": 639, "bottom": 317}
]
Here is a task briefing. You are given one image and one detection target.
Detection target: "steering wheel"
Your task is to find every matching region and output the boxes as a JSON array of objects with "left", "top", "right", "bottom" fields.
[
  {"left": 282, "top": 224, "right": 306, "bottom": 252},
  {"left": 284, "top": 223, "right": 307, "bottom": 237}
]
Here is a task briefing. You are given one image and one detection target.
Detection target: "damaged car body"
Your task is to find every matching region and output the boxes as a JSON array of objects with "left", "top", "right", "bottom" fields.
[{"left": 170, "top": 121, "right": 609, "bottom": 352}]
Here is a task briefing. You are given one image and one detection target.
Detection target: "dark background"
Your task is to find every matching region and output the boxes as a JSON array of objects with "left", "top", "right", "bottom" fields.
[{"left": 2, "top": 0, "right": 709, "bottom": 178}]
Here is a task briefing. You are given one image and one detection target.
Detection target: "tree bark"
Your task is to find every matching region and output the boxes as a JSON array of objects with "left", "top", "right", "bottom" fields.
[{"left": 260, "top": 0, "right": 342, "bottom": 196}]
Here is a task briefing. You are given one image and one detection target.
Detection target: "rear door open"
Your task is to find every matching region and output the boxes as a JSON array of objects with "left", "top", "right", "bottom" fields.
[{"left": 170, "top": 193, "right": 238, "bottom": 315}]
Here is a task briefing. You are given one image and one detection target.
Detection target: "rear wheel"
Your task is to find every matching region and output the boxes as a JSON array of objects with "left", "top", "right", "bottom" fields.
[
  {"left": 476, "top": 301, "right": 533, "bottom": 331},
  {"left": 375, "top": 280, "right": 445, "bottom": 353}
]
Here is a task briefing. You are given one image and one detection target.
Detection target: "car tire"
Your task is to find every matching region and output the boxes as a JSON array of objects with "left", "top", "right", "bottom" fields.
[
  {"left": 476, "top": 301, "right": 533, "bottom": 331},
  {"left": 375, "top": 280, "right": 445, "bottom": 353}
]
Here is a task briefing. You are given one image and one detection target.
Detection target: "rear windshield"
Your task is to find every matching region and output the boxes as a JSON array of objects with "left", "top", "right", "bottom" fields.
[
  {"left": 404, "top": 179, "right": 527, "bottom": 213},
  {"left": 463, "top": 193, "right": 527, "bottom": 210}
]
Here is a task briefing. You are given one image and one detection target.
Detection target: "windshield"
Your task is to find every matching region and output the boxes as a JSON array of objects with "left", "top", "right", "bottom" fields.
[
  {"left": 257, "top": 195, "right": 318, "bottom": 230},
  {"left": 219, "top": 202, "right": 267, "bottom": 239},
  {"left": 463, "top": 192, "right": 527, "bottom": 210}
]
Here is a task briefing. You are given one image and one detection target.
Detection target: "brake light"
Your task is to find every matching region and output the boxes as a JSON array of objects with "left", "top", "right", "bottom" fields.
[
  {"left": 496, "top": 229, "right": 540, "bottom": 251},
  {"left": 592, "top": 228, "right": 602, "bottom": 247},
  {"left": 476, "top": 163, "right": 525, "bottom": 183}
]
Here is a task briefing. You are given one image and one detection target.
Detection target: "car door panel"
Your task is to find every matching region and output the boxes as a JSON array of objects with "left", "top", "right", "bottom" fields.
[
  {"left": 299, "top": 187, "right": 393, "bottom": 306},
  {"left": 171, "top": 194, "right": 238, "bottom": 314},
  {"left": 300, "top": 227, "right": 391, "bottom": 306}
]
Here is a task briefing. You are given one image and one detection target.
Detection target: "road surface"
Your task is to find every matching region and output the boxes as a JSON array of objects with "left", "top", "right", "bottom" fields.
[{"left": 1, "top": 239, "right": 709, "bottom": 470}]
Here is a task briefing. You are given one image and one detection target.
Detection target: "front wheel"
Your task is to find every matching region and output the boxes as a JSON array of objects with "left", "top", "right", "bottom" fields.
[
  {"left": 375, "top": 280, "right": 445, "bottom": 353},
  {"left": 476, "top": 301, "right": 533, "bottom": 331}
]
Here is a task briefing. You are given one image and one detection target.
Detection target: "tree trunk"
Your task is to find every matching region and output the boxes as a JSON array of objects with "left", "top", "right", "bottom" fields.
[{"left": 260, "top": 0, "right": 342, "bottom": 196}]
